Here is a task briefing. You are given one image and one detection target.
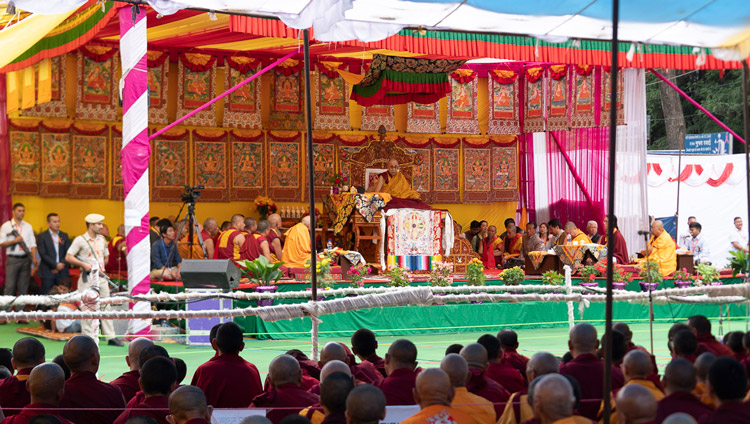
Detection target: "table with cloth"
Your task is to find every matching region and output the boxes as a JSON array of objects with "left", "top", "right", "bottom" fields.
[
  {"left": 379, "top": 208, "right": 454, "bottom": 271},
  {"left": 553, "top": 244, "right": 607, "bottom": 267}
]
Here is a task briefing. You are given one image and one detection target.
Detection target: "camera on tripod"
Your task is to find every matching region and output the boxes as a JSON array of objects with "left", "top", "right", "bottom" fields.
[{"left": 181, "top": 185, "right": 204, "bottom": 203}]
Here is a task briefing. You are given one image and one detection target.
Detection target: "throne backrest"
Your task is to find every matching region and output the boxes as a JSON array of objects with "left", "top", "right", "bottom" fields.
[{"left": 345, "top": 139, "right": 414, "bottom": 188}]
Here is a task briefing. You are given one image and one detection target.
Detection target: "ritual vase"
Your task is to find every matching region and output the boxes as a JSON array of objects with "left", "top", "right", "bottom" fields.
[
  {"left": 639, "top": 282, "right": 659, "bottom": 292},
  {"left": 255, "top": 285, "right": 278, "bottom": 307},
  {"left": 673, "top": 280, "right": 692, "bottom": 289},
  {"left": 612, "top": 282, "right": 627, "bottom": 290}
]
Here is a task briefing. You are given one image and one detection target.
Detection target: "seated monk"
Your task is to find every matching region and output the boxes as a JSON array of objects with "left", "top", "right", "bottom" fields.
[
  {"left": 106, "top": 224, "right": 127, "bottom": 274},
  {"left": 478, "top": 225, "right": 501, "bottom": 269},
  {"left": 213, "top": 214, "right": 247, "bottom": 263},
  {"left": 267, "top": 214, "right": 284, "bottom": 261},
  {"left": 369, "top": 159, "right": 431, "bottom": 210},
  {"left": 176, "top": 220, "right": 206, "bottom": 259},
  {"left": 600, "top": 215, "right": 629, "bottom": 265},
  {"left": 564, "top": 221, "right": 592, "bottom": 245},
  {"left": 501, "top": 222, "right": 523, "bottom": 267},
  {"left": 636, "top": 220, "right": 676, "bottom": 277},
  {"left": 282, "top": 216, "right": 312, "bottom": 268}
]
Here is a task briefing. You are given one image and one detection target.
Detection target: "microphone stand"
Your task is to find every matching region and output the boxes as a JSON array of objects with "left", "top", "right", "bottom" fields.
[{"left": 641, "top": 230, "right": 655, "bottom": 354}]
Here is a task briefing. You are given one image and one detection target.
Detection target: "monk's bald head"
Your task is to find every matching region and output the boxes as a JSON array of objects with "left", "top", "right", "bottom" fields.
[
  {"left": 664, "top": 358, "right": 697, "bottom": 394},
  {"left": 128, "top": 337, "right": 154, "bottom": 369},
  {"left": 414, "top": 368, "right": 454, "bottom": 408},
  {"left": 623, "top": 349, "right": 653, "bottom": 380},
  {"left": 440, "top": 354, "right": 469, "bottom": 387},
  {"left": 460, "top": 343, "right": 488, "bottom": 371},
  {"left": 386, "top": 339, "right": 417, "bottom": 373},
  {"left": 63, "top": 335, "right": 99, "bottom": 373},
  {"left": 613, "top": 322, "right": 632, "bottom": 341},
  {"left": 651, "top": 220, "right": 665, "bottom": 236},
  {"left": 27, "top": 362, "right": 65, "bottom": 405},
  {"left": 346, "top": 385, "right": 386, "bottom": 424},
  {"left": 662, "top": 413, "right": 698, "bottom": 424},
  {"left": 320, "top": 342, "right": 348, "bottom": 367},
  {"left": 301, "top": 215, "right": 311, "bottom": 227},
  {"left": 694, "top": 353, "right": 716, "bottom": 382},
  {"left": 169, "top": 385, "right": 210, "bottom": 421},
  {"left": 616, "top": 384, "right": 657, "bottom": 424},
  {"left": 320, "top": 360, "right": 352, "bottom": 382},
  {"left": 268, "top": 214, "right": 281, "bottom": 228},
  {"left": 12, "top": 337, "right": 45, "bottom": 370},
  {"left": 526, "top": 352, "right": 559, "bottom": 382},
  {"left": 569, "top": 323, "right": 599, "bottom": 355},
  {"left": 269, "top": 354, "right": 302, "bottom": 388},
  {"left": 532, "top": 374, "right": 575, "bottom": 422},
  {"left": 138, "top": 345, "right": 170, "bottom": 370}
]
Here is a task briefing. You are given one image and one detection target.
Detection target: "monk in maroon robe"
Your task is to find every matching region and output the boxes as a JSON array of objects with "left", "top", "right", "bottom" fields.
[
  {"left": 461, "top": 343, "right": 510, "bottom": 417},
  {"left": 124, "top": 345, "right": 171, "bottom": 409},
  {"left": 351, "top": 328, "right": 387, "bottom": 377},
  {"left": 168, "top": 386, "right": 213, "bottom": 424},
  {"left": 114, "top": 357, "right": 177, "bottom": 424},
  {"left": 0, "top": 363, "right": 74, "bottom": 424},
  {"left": 267, "top": 214, "right": 284, "bottom": 260},
  {"left": 287, "top": 349, "right": 322, "bottom": 380},
  {"left": 655, "top": 358, "right": 712, "bottom": 424},
  {"left": 688, "top": 315, "right": 734, "bottom": 357},
  {"left": 60, "top": 335, "right": 126, "bottom": 424},
  {"left": 477, "top": 334, "right": 526, "bottom": 393},
  {"left": 251, "top": 354, "right": 319, "bottom": 424},
  {"left": 601, "top": 216, "right": 629, "bottom": 264},
  {"left": 697, "top": 357, "right": 750, "bottom": 424},
  {"left": 375, "top": 339, "right": 420, "bottom": 405},
  {"left": 614, "top": 322, "right": 660, "bottom": 384},
  {"left": 111, "top": 337, "right": 154, "bottom": 403},
  {"left": 191, "top": 322, "right": 262, "bottom": 408},
  {"left": 0, "top": 338, "right": 45, "bottom": 418},
  {"left": 559, "top": 323, "right": 624, "bottom": 420},
  {"left": 498, "top": 330, "right": 530, "bottom": 385},
  {"left": 319, "top": 371, "right": 355, "bottom": 424}
]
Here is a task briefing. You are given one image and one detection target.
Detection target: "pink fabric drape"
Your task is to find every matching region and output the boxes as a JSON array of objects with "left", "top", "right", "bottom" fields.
[{"left": 546, "top": 127, "right": 609, "bottom": 229}]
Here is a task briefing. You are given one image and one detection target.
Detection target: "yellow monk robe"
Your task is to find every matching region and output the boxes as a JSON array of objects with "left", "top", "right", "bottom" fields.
[
  {"left": 282, "top": 222, "right": 312, "bottom": 268},
  {"left": 451, "top": 387, "right": 496, "bottom": 424},
  {"left": 551, "top": 417, "right": 600, "bottom": 424},
  {"left": 599, "top": 379, "right": 665, "bottom": 424},
  {"left": 381, "top": 172, "right": 420, "bottom": 199},
  {"left": 497, "top": 392, "right": 533, "bottom": 424},
  {"left": 178, "top": 233, "right": 205, "bottom": 259},
  {"left": 401, "top": 405, "right": 475, "bottom": 424},
  {"left": 641, "top": 230, "right": 677, "bottom": 277},
  {"left": 503, "top": 233, "right": 523, "bottom": 261},
  {"left": 567, "top": 230, "right": 592, "bottom": 245}
]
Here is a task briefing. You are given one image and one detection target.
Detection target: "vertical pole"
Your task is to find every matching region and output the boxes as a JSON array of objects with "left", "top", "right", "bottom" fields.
[
  {"left": 603, "top": 0, "right": 620, "bottom": 422},
  {"left": 119, "top": 6, "right": 151, "bottom": 336},
  {"left": 743, "top": 63, "right": 750, "bottom": 277},
  {"left": 0, "top": 74, "right": 11, "bottom": 288},
  {"left": 675, "top": 139, "right": 683, "bottom": 239}
]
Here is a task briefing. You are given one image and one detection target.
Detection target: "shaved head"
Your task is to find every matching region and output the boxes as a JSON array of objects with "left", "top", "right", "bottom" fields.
[
  {"left": 460, "top": 343, "right": 488, "bottom": 371},
  {"left": 320, "top": 342, "right": 348, "bottom": 367},
  {"left": 169, "top": 385, "right": 210, "bottom": 422},
  {"left": 12, "top": 337, "right": 45, "bottom": 370},
  {"left": 569, "top": 323, "right": 599, "bottom": 356},
  {"left": 694, "top": 353, "right": 716, "bottom": 382},
  {"left": 138, "top": 345, "right": 170, "bottom": 370},
  {"left": 301, "top": 215, "right": 311, "bottom": 227},
  {"left": 27, "top": 362, "right": 65, "bottom": 405},
  {"left": 616, "top": 384, "right": 657, "bottom": 424},
  {"left": 414, "top": 368, "right": 454, "bottom": 408},
  {"left": 346, "top": 385, "right": 386, "bottom": 424},
  {"left": 386, "top": 339, "right": 417, "bottom": 373},
  {"left": 532, "top": 374, "right": 575, "bottom": 422},
  {"left": 662, "top": 413, "right": 698, "bottom": 424},
  {"left": 269, "top": 354, "right": 302, "bottom": 388},
  {"left": 526, "top": 352, "right": 559, "bottom": 382},
  {"left": 128, "top": 337, "right": 154, "bottom": 370},
  {"left": 440, "top": 353, "right": 469, "bottom": 387},
  {"left": 664, "top": 358, "right": 697, "bottom": 394},
  {"left": 62, "top": 335, "right": 99, "bottom": 373},
  {"left": 613, "top": 322, "right": 632, "bottom": 341},
  {"left": 623, "top": 349, "right": 653, "bottom": 380},
  {"left": 268, "top": 214, "right": 281, "bottom": 228},
  {"left": 564, "top": 221, "right": 577, "bottom": 231},
  {"left": 320, "top": 360, "right": 352, "bottom": 382}
]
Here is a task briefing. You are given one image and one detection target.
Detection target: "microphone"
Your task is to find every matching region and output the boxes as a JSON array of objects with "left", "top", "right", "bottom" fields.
[{"left": 637, "top": 230, "right": 651, "bottom": 236}]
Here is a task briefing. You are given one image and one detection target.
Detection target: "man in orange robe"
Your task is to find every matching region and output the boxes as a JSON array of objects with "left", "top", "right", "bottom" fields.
[
  {"left": 369, "top": 159, "right": 431, "bottom": 210},
  {"left": 282, "top": 216, "right": 312, "bottom": 268},
  {"left": 400, "top": 369, "right": 475, "bottom": 424},
  {"left": 564, "top": 221, "right": 592, "bottom": 245}
]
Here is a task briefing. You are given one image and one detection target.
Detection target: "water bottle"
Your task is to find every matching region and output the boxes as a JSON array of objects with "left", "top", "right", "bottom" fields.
[
  {"left": 566, "top": 233, "right": 572, "bottom": 245},
  {"left": 327, "top": 240, "right": 333, "bottom": 250}
]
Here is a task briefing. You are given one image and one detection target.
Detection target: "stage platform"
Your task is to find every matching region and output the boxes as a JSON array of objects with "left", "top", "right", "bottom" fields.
[{"left": 152, "top": 276, "right": 746, "bottom": 340}]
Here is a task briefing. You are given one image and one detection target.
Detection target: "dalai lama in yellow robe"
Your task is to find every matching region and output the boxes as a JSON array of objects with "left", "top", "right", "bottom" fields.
[
  {"left": 369, "top": 159, "right": 431, "bottom": 210},
  {"left": 637, "top": 220, "right": 676, "bottom": 277},
  {"left": 281, "top": 216, "right": 312, "bottom": 268}
]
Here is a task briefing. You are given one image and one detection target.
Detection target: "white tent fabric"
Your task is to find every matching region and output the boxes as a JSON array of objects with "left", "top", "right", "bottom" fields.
[
  {"left": 532, "top": 133, "right": 550, "bottom": 226},
  {"left": 647, "top": 153, "right": 748, "bottom": 268}
]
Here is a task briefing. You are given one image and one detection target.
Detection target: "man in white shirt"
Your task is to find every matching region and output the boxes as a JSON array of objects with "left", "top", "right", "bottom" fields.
[
  {"left": 730, "top": 217, "right": 749, "bottom": 253},
  {"left": 678, "top": 216, "right": 697, "bottom": 250},
  {"left": 681, "top": 222, "right": 710, "bottom": 265},
  {"left": 0, "top": 203, "right": 38, "bottom": 300}
]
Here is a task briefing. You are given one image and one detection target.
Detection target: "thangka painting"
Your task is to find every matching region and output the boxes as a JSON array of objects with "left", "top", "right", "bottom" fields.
[
  {"left": 337, "top": 145, "right": 361, "bottom": 186},
  {"left": 571, "top": 65, "right": 596, "bottom": 128},
  {"left": 404, "top": 147, "right": 432, "bottom": 202},
  {"left": 407, "top": 102, "right": 441, "bottom": 134},
  {"left": 111, "top": 134, "right": 123, "bottom": 200},
  {"left": 305, "top": 142, "right": 336, "bottom": 201},
  {"left": 76, "top": 50, "right": 118, "bottom": 121},
  {"left": 445, "top": 74, "right": 479, "bottom": 134},
  {"left": 386, "top": 209, "right": 444, "bottom": 271},
  {"left": 193, "top": 135, "right": 229, "bottom": 202},
  {"left": 267, "top": 133, "right": 302, "bottom": 201},
  {"left": 462, "top": 148, "right": 492, "bottom": 203},
  {"left": 433, "top": 147, "right": 460, "bottom": 203},
  {"left": 152, "top": 135, "right": 189, "bottom": 201},
  {"left": 314, "top": 70, "right": 349, "bottom": 131},
  {"left": 492, "top": 145, "right": 519, "bottom": 201},
  {"left": 361, "top": 105, "right": 395, "bottom": 131},
  {"left": 547, "top": 65, "right": 570, "bottom": 131},
  {"left": 488, "top": 70, "right": 520, "bottom": 135},
  {"left": 10, "top": 130, "right": 40, "bottom": 194},
  {"left": 269, "top": 69, "right": 305, "bottom": 131},
  {"left": 41, "top": 132, "right": 71, "bottom": 197},
  {"left": 601, "top": 67, "right": 625, "bottom": 126},
  {"left": 21, "top": 56, "right": 66, "bottom": 118},
  {"left": 229, "top": 130, "right": 265, "bottom": 201},
  {"left": 177, "top": 54, "right": 216, "bottom": 127},
  {"left": 524, "top": 67, "right": 545, "bottom": 133},
  {"left": 224, "top": 58, "right": 262, "bottom": 129},
  {"left": 71, "top": 134, "right": 108, "bottom": 199},
  {"left": 147, "top": 52, "right": 169, "bottom": 125}
]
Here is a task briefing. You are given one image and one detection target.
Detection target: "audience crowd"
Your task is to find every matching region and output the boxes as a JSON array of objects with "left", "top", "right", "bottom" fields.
[{"left": 0, "top": 315, "right": 748, "bottom": 424}]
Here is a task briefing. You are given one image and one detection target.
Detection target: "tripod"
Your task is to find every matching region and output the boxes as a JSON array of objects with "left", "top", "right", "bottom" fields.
[{"left": 159, "top": 199, "right": 207, "bottom": 281}]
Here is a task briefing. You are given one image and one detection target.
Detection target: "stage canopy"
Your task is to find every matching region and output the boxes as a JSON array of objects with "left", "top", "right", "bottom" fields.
[{"left": 1, "top": 0, "right": 749, "bottom": 72}]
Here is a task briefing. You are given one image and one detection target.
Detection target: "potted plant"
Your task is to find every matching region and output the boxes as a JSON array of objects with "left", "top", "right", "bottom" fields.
[
  {"left": 237, "top": 256, "right": 284, "bottom": 307},
  {"left": 466, "top": 258, "right": 486, "bottom": 287},
  {"left": 541, "top": 270, "right": 564, "bottom": 286},
  {"left": 671, "top": 268, "right": 693, "bottom": 289},
  {"left": 347, "top": 262, "right": 371, "bottom": 288},
  {"left": 429, "top": 261, "right": 454, "bottom": 288},
  {"left": 386, "top": 265, "right": 410, "bottom": 287},
  {"left": 305, "top": 253, "right": 335, "bottom": 296},
  {"left": 611, "top": 267, "right": 632, "bottom": 290},
  {"left": 695, "top": 263, "right": 721, "bottom": 286},
  {"left": 638, "top": 260, "right": 663, "bottom": 291},
  {"left": 329, "top": 172, "right": 348, "bottom": 194},
  {"left": 500, "top": 266, "right": 525, "bottom": 286},
  {"left": 254, "top": 196, "right": 277, "bottom": 221},
  {"left": 727, "top": 250, "right": 749, "bottom": 277}
]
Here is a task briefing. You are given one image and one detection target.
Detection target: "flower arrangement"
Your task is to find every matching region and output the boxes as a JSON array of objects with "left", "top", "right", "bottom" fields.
[
  {"left": 612, "top": 267, "right": 633, "bottom": 284},
  {"left": 305, "top": 252, "right": 336, "bottom": 289},
  {"left": 639, "top": 260, "right": 664, "bottom": 284},
  {"left": 254, "top": 196, "right": 277, "bottom": 220},
  {"left": 578, "top": 265, "right": 600, "bottom": 280},
  {"left": 329, "top": 172, "right": 348, "bottom": 187},
  {"left": 466, "top": 258, "right": 486, "bottom": 286},
  {"left": 541, "top": 270, "right": 564, "bottom": 286},
  {"left": 429, "top": 261, "right": 454, "bottom": 287},
  {"left": 386, "top": 265, "right": 410, "bottom": 287},
  {"left": 500, "top": 266, "right": 525, "bottom": 286},
  {"left": 695, "top": 263, "right": 720, "bottom": 286},
  {"left": 348, "top": 262, "right": 371, "bottom": 288},
  {"left": 671, "top": 268, "right": 692, "bottom": 282},
  {"left": 237, "top": 256, "right": 284, "bottom": 286}
]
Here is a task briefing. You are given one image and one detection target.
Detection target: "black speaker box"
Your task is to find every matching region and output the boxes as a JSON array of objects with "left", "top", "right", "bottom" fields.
[{"left": 180, "top": 259, "right": 241, "bottom": 290}]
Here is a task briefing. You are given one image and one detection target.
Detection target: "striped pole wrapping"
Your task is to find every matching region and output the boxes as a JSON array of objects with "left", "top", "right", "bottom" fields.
[{"left": 119, "top": 6, "right": 151, "bottom": 336}]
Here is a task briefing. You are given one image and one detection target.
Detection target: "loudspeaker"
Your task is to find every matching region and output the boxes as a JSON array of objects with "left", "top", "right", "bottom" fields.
[{"left": 180, "top": 259, "right": 241, "bottom": 290}]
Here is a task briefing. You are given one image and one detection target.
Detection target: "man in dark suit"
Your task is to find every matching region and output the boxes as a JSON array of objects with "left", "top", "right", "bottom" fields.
[{"left": 37, "top": 213, "right": 70, "bottom": 294}]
